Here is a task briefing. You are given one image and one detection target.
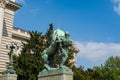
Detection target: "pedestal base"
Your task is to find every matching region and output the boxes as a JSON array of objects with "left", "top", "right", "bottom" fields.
[
  {"left": 38, "top": 69, "right": 73, "bottom": 80},
  {"left": 0, "top": 74, "right": 17, "bottom": 80}
]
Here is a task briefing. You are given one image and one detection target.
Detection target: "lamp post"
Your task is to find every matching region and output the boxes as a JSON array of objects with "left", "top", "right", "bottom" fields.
[{"left": 5, "top": 42, "right": 18, "bottom": 74}]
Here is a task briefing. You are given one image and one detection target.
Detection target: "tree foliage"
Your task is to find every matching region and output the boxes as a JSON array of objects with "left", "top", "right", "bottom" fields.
[
  {"left": 73, "top": 56, "right": 120, "bottom": 80},
  {"left": 101, "top": 56, "right": 120, "bottom": 80},
  {"left": 13, "top": 31, "right": 48, "bottom": 80}
]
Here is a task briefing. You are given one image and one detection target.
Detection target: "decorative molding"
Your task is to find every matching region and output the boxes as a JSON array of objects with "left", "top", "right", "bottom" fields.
[
  {"left": 6, "top": 1, "right": 21, "bottom": 11},
  {"left": 0, "top": 0, "right": 9, "bottom": 8},
  {"left": 0, "top": 0, "right": 21, "bottom": 11}
]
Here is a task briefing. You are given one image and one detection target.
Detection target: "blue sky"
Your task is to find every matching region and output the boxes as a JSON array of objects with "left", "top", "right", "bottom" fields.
[{"left": 14, "top": 0, "right": 120, "bottom": 68}]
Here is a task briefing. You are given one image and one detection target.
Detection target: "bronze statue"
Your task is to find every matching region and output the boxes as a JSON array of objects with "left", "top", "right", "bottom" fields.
[{"left": 41, "top": 28, "right": 72, "bottom": 71}]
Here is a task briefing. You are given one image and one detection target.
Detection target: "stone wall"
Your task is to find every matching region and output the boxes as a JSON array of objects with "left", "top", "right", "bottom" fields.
[{"left": 0, "top": 1, "right": 21, "bottom": 73}]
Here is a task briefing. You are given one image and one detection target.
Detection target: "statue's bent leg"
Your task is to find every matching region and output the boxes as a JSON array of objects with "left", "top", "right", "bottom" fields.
[
  {"left": 59, "top": 49, "right": 68, "bottom": 68},
  {"left": 42, "top": 53, "right": 51, "bottom": 70}
]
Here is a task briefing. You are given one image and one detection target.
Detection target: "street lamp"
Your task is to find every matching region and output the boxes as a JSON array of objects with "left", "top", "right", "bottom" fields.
[{"left": 5, "top": 42, "right": 19, "bottom": 74}]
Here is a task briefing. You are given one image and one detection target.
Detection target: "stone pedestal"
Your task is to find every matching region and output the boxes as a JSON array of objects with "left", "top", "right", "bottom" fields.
[
  {"left": 0, "top": 74, "right": 17, "bottom": 80},
  {"left": 38, "top": 69, "right": 73, "bottom": 80}
]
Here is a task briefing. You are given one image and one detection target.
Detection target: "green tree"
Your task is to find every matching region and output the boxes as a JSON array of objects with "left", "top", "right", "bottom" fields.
[
  {"left": 102, "top": 56, "right": 120, "bottom": 80},
  {"left": 72, "top": 56, "right": 120, "bottom": 80},
  {"left": 73, "top": 66, "right": 86, "bottom": 80},
  {"left": 91, "top": 56, "right": 120, "bottom": 80},
  {"left": 14, "top": 31, "right": 48, "bottom": 80}
]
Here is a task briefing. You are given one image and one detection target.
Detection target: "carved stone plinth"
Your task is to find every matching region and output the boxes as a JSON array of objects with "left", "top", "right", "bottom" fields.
[
  {"left": 38, "top": 69, "right": 73, "bottom": 80},
  {"left": 0, "top": 74, "right": 17, "bottom": 80}
]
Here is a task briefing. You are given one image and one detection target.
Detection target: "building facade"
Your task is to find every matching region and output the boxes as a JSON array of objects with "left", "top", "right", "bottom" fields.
[{"left": 0, "top": 0, "right": 30, "bottom": 73}]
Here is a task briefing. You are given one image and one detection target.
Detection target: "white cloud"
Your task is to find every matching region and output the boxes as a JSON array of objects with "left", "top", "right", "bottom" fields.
[
  {"left": 114, "top": 3, "right": 120, "bottom": 15},
  {"left": 113, "top": 0, "right": 120, "bottom": 3},
  {"left": 75, "top": 41, "right": 120, "bottom": 67},
  {"left": 112, "top": 0, "right": 120, "bottom": 16}
]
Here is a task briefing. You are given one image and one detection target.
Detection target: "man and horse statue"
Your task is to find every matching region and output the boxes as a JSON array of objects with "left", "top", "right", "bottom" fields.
[{"left": 41, "top": 28, "right": 72, "bottom": 71}]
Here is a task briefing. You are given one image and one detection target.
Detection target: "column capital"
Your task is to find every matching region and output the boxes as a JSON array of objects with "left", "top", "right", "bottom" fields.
[{"left": 0, "top": 0, "right": 9, "bottom": 8}]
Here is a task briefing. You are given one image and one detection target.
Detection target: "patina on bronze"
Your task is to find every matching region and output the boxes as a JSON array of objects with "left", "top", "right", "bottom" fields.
[{"left": 41, "top": 28, "right": 73, "bottom": 71}]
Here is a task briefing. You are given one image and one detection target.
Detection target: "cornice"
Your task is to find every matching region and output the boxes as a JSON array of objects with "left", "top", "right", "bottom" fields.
[
  {"left": 0, "top": 0, "right": 9, "bottom": 8},
  {"left": 0, "top": 0, "right": 21, "bottom": 11},
  {"left": 6, "top": 1, "right": 21, "bottom": 11}
]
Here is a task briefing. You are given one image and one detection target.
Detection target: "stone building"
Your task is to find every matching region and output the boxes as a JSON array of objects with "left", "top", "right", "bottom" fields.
[{"left": 0, "top": 0, "right": 30, "bottom": 73}]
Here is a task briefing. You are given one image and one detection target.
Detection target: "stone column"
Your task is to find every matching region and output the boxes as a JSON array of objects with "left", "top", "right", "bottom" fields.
[
  {"left": 0, "top": 0, "right": 9, "bottom": 47},
  {"left": 0, "top": 0, "right": 5, "bottom": 48}
]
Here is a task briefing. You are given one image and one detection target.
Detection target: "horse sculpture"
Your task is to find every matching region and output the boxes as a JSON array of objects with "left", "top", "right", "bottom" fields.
[{"left": 41, "top": 28, "right": 72, "bottom": 70}]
